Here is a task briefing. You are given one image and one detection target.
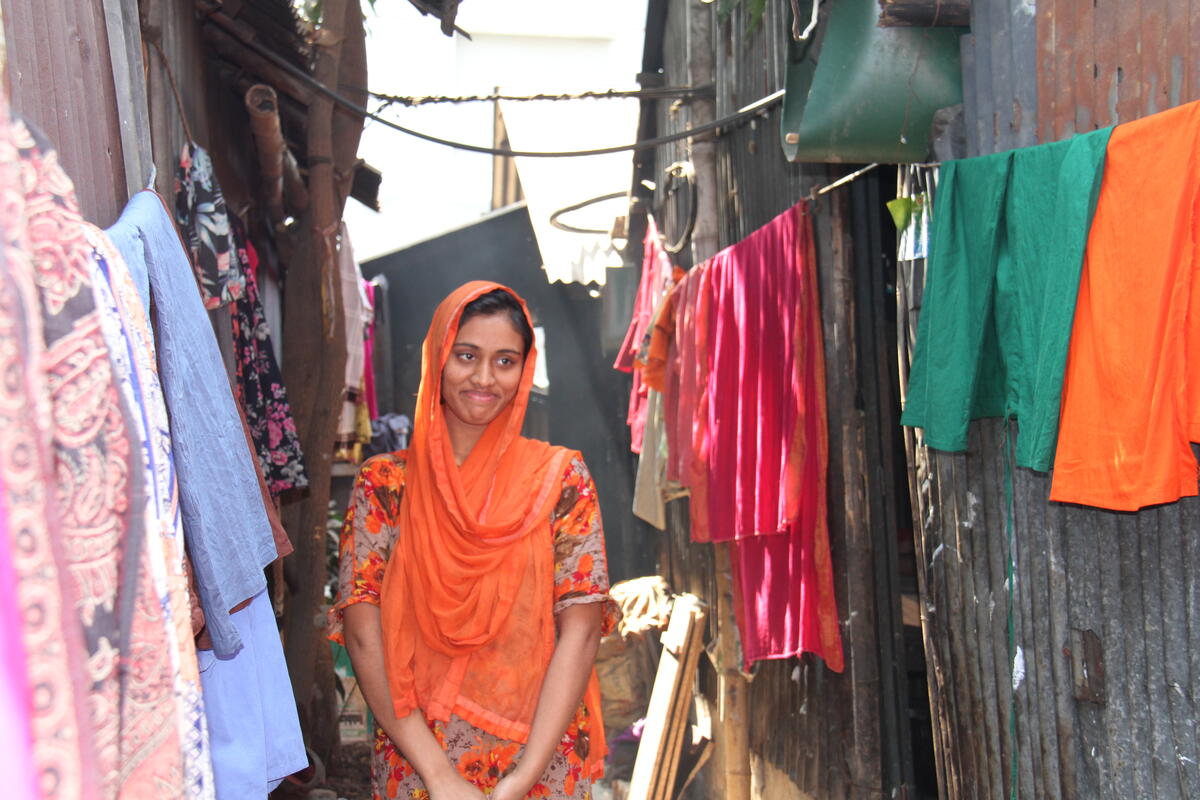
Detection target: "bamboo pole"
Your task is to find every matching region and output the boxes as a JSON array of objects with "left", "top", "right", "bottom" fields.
[{"left": 244, "top": 84, "right": 309, "bottom": 227}]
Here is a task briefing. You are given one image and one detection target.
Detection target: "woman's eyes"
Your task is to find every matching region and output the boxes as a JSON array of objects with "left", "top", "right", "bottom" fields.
[{"left": 454, "top": 351, "right": 518, "bottom": 367}]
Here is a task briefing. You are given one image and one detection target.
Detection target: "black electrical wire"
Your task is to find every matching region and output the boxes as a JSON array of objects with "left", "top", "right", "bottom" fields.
[
  {"left": 549, "top": 191, "right": 627, "bottom": 234},
  {"left": 198, "top": 5, "right": 783, "bottom": 158}
]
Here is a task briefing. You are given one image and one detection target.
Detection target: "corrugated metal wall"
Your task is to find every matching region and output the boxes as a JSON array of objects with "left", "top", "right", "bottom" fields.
[
  {"left": 648, "top": 2, "right": 922, "bottom": 797},
  {"left": 904, "top": 3, "right": 1200, "bottom": 798},
  {"left": 1037, "top": 0, "right": 1200, "bottom": 141}
]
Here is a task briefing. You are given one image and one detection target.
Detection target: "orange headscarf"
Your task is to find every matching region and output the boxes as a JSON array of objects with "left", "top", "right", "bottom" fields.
[{"left": 380, "top": 281, "right": 606, "bottom": 774}]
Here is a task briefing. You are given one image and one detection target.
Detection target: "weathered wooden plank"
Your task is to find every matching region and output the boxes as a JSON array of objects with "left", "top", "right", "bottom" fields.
[
  {"left": 973, "top": 424, "right": 1009, "bottom": 800},
  {"left": 952, "top": 431, "right": 989, "bottom": 800},
  {"left": 102, "top": 0, "right": 154, "bottom": 199},
  {"left": 1091, "top": 0, "right": 1121, "bottom": 128},
  {"left": 1036, "top": 0, "right": 1057, "bottom": 143},
  {"left": 1143, "top": 505, "right": 1183, "bottom": 799},
  {"left": 1064, "top": 502, "right": 1106, "bottom": 797},
  {"left": 1001, "top": 431, "right": 1037, "bottom": 800},
  {"left": 1025, "top": 470, "right": 1063, "bottom": 800},
  {"left": 988, "top": 0, "right": 1015, "bottom": 150},
  {"left": 960, "top": 35, "right": 980, "bottom": 158},
  {"left": 1186, "top": 492, "right": 1200, "bottom": 799},
  {"left": 1008, "top": 0, "right": 1038, "bottom": 148},
  {"left": 1047, "top": 0, "right": 1076, "bottom": 138},
  {"left": 1163, "top": 0, "right": 1190, "bottom": 108},
  {"left": 944, "top": 444, "right": 978, "bottom": 797},
  {"left": 1042, "top": 501, "right": 1077, "bottom": 799},
  {"left": 971, "top": 5, "right": 996, "bottom": 153},
  {"left": 1069, "top": 0, "right": 1095, "bottom": 135},
  {"left": 630, "top": 594, "right": 706, "bottom": 799},
  {"left": 1140, "top": 0, "right": 1169, "bottom": 116},
  {"left": 1190, "top": 0, "right": 1200, "bottom": 102},
  {"left": 1103, "top": 511, "right": 1136, "bottom": 799},
  {"left": 1114, "top": 0, "right": 1142, "bottom": 122},
  {"left": 877, "top": 0, "right": 971, "bottom": 27},
  {"left": 1128, "top": 511, "right": 1158, "bottom": 799},
  {"left": 3, "top": 0, "right": 127, "bottom": 223}
]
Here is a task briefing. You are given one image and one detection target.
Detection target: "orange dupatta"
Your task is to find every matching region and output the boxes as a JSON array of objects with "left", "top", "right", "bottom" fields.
[{"left": 380, "top": 281, "right": 607, "bottom": 774}]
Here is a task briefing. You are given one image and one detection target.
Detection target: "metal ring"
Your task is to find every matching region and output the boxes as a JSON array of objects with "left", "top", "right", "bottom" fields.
[{"left": 661, "top": 160, "right": 697, "bottom": 254}]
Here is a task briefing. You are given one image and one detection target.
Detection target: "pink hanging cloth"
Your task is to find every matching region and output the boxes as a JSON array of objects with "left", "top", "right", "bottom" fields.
[
  {"left": 659, "top": 261, "right": 716, "bottom": 542},
  {"left": 615, "top": 217, "right": 676, "bottom": 454},
  {"left": 703, "top": 203, "right": 842, "bottom": 670}
]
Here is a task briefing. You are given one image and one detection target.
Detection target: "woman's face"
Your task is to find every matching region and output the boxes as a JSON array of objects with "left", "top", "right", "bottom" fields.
[{"left": 441, "top": 311, "right": 526, "bottom": 430}]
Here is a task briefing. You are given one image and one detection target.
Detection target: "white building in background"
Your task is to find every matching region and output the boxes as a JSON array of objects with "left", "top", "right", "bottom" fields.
[{"left": 343, "top": 0, "right": 648, "bottom": 283}]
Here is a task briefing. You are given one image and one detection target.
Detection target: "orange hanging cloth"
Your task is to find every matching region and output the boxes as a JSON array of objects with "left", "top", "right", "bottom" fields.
[
  {"left": 1051, "top": 100, "right": 1200, "bottom": 510},
  {"left": 379, "top": 281, "right": 607, "bottom": 776}
]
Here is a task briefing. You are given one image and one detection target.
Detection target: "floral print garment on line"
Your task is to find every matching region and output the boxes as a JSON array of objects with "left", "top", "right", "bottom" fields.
[{"left": 329, "top": 453, "right": 619, "bottom": 800}]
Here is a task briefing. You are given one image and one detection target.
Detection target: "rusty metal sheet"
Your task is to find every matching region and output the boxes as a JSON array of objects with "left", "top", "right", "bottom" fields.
[{"left": 1038, "top": 1, "right": 1200, "bottom": 136}]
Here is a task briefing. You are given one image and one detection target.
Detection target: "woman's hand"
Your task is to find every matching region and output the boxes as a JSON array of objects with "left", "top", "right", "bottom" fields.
[
  {"left": 426, "top": 771, "right": 487, "bottom": 800},
  {"left": 489, "top": 770, "right": 535, "bottom": 800}
]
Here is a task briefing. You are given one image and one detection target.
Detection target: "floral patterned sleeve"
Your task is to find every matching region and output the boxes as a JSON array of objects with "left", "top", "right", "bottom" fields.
[
  {"left": 327, "top": 453, "right": 407, "bottom": 645},
  {"left": 552, "top": 456, "right": 622, "bottom": 636}
]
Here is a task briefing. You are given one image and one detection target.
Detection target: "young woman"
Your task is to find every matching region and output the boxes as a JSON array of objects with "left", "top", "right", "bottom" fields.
[{"left": 329, "top": 282, "right": 619, "bottom": 799}]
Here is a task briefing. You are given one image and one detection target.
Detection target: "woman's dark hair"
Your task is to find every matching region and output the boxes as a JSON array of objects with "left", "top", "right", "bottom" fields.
[{"left": 459, "top": 288, "right": 534, "bottom": 356}]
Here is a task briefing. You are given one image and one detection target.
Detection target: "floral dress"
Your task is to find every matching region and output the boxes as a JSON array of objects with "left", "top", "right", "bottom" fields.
[{"left": 328, "top": 452, "right": 620, "bottom": 800}]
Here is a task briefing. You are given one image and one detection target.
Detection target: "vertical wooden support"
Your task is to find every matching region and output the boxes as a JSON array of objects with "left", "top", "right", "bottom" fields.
[{"left": 713, "top": 544, "right": 751, "bottom": 800}]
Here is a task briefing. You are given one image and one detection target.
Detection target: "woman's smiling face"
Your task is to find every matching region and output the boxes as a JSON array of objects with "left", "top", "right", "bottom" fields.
[{"left": 441, "top": 311, "right": 526, "bottom": 430}]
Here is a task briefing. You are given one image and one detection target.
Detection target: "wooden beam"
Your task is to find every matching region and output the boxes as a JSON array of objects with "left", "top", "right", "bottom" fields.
[
  {"left": 101, "top": 0, "right": 154, "bottom": 197},
  {"left": 198, "top": 11, "right": 313, "bottom": 105},
  {"left": 878, "top": 0, "right": 970, "bottom": 27},
  {"left": 629, "top": 595, "right": 707, "bottom": 800}
]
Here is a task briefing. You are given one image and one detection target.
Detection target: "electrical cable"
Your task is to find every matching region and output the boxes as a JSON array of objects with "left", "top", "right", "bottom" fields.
[
  {"left": 549, "top": 191, "right": 627, "bottom": 234},
  {"left": 196, "top": 3, "right": 784, "bottom": 158},
  {"left": 359, "top": 86, "right": 714, "bottom": 108}
]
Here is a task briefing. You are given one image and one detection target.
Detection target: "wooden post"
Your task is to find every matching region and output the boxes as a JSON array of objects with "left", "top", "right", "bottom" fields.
[
  {"left": 279, "top": 0, "right": 364, "bottom": 768},
  {"left": 713, "top": 545, "right": 751, "bottom": 800},
  {"left": 684, "top": 1, "right": 750, "bottom": 797}
]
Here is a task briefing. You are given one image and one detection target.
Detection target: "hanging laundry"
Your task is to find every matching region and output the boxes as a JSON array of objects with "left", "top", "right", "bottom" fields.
[
  {"left": 108, "top": 190, "right": 278, "bottom": 658},
  {"left": 198, "top": 589, "right": 307, "bottom": 798},
  {"left": 665, "top": 261, "right": 715, "bottom": 543},
  {"left": 174, "top": 141, "right": 247, "bottom": 309},
  {"left": 0, "top": 482, "right": 39, "bottom": 800},
  {"left": 0, "top": 175, "right": 99, "bottom": 800},
  {"left": 1051, "top": 100, "right": 1200, "bottom": 510},
  {"left": 614, "top": 217, "right": 676, "bottom": 454},
  {"left": 632, "top": 389, "right": 669, "bottom": 529},
  {"left": 11, "top": 116, "right": 194, "bottom": 795},
  {"left": 703, "top": 203, "right": 820, "bottom": 542},
  {"left": 368, "top": 275, "right": 396, "bottom": 416},
  {"left": 229, "top": 218, "right": 309, "bottom": 496},
  {"left": 87, "top": 228, "right": 216, "bottom": 798},
  {"left": 335, "top": 224, "right": 373, "bottom": 462},
  {"left": 706, "top": 203, "right": 842, "bottom": 669},
  {"left": 901, "top": 125, "right": 1113, "bottom": 471},
  {"left": 363, "top": 278, "right": 380, "bottom": 419}
]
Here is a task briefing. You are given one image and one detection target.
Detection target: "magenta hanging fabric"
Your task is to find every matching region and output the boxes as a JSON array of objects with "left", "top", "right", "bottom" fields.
[{"left": 700, "top": 203, "right": 843, "bottom": 671}]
